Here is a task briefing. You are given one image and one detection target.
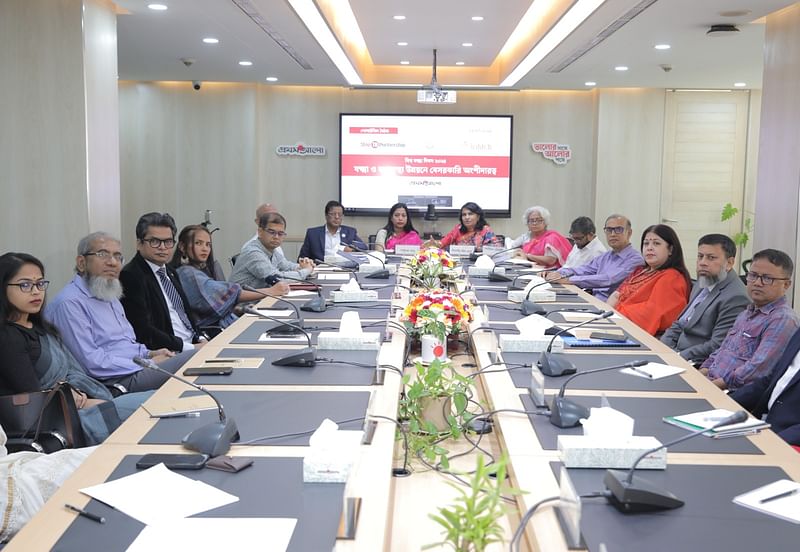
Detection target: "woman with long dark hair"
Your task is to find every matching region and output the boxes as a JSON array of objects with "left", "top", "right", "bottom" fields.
[
  {"left": 374, "top": 203, "right": 422, "bottom": 252},
  {"left": 169, "top": 225, "right": 288, "bottom": 328},
  {"left": 0, "top": 252, "right": 150, "bottom": 444},
  {"left": 607, "top": 224, "right": 691, "bottom": 335},
  {"left": 432, "top": 202, "right": 497, "bottom": 250}
]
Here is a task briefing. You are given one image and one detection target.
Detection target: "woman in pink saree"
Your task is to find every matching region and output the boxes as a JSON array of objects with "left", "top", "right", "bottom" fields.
[
  {"left": 512, "top": 206, "right": 572, "bottom": 268},
  {"left": 374, "top": 203, "right": 422, "bottom": 252}
]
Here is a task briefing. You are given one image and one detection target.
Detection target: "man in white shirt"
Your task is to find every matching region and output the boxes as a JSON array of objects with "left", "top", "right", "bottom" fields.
[{"left": 561, "top": 216, "right": 607, "bottom": 269}]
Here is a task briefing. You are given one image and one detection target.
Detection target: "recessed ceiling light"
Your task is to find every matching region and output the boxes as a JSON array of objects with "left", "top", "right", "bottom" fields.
[
  {"left": 238, "top": 60, "right": 253, "bottom": 66},
  {"left": 400, "top": 60, "right": 410, "bottom": 65},
  {"left": 265, "top": 77, "right": 278, "bottom": 82},
  {"left": 462, "top": 42, "right": 473, "bottom": 47},
  {"left": 720, "top": 10, "right": 751, "bottom": 17},
  {"left": 734, "top": 82, "right": 746, "bottom": 87},
  {"left": 455, "top": 61, "right": 465, "bottom": 66},
  {"left": 654, "top": 44, "right": 671, "bottom": 50},
  {"left": 393, "top": 15, "right": 406, "bottom": 20},
  {"left": 397, "top": 41, "right": 408, "bottom": 46},
  {"left": 585, "top": 81, "right": 596, "bottom": 86},
  {"left": 471, "top": 16, "right": 484, "bottom": 21},
  {"left": 147, "top": 3, "right": 168, "bottom": 10},
  {"left": 614, "top": 65, "right": 628, "bottom": 71},
  {"left": 202, "top": 37, "right": 219, "bottom": 44}
]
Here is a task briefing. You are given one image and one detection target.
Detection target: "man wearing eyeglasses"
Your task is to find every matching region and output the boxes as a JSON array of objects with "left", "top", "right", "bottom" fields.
[
  {"left": 561, "top": 216, "right": 607, "bottom": 269},
  {"left": 120, "top": 212, "right": 205, "bottom": 353},
  {"left": 298, "top": 200, "right": 366, "bottom": 262},
  {"left": 700, "top": 249, "right": 800, "bottom": 391},
  {"left": 230, "top": 211, "right": 315, "bottom": 289},
  {"left": 46, "top": 232, "right": 190, "bottom": 393},
  {"left": 542, "top": 214, "right": 643, "bottom": 301}
]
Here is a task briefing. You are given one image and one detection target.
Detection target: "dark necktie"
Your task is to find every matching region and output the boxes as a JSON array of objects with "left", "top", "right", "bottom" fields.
[{"left": 156, "top": 267, "right": 193, "bottom": 330}]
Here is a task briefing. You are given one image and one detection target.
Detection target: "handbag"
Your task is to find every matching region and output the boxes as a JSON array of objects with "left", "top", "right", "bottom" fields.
[{"left": 0, "top": 382, "right": 86, "bottom": 453}]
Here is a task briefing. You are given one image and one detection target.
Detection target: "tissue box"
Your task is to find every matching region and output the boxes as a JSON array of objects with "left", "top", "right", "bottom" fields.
[
  {"left": 303, "top": 449, "right": 361, "bottom": 483},
  {"left": 467, "top": 266, "right": 506, "bottom": 278},
  {"left": 499, "top": 334, "right": 563, "bottom": 352},
  {"left": 358, "top": 264, "right": 397, "bottom": 275},
  {"left": 557, "top": 435, "right": 666, "bottom": 469},
  {"left": 508, "top": 289, "right": 556, "bottom": 303},
  {"left": 317, "top": 331, "right": 381, "bottom": 350},
  {"left": 331, "top": 290, "right": 379, "bottom": 302}
]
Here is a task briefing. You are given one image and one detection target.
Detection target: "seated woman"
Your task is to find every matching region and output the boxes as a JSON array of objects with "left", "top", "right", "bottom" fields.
[
  {"left": 374, "top": 202, "right": 422, "bottom": 252},
  {"left": 607, "top": 225, "right": 691, "bottom": 335},
  {"left": 429, "top": 202, "right": 496, "bottom": 251},
  {"left": 0, "top": 424, "right": 94, "bottom": 542},
  {"left": 0, "top": 253, "right": 151, "bottom": 445},
  {"left": 511, "top": 206, "right": 573, "bottom": 268},
  {"left": 169, "top": 225, "right": 289, "bottom": 328}
]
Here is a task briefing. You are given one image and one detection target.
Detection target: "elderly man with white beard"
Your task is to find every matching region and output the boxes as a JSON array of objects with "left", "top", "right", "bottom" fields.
[{"left": 46, "top": 232, "right": 191, "bottom": 393}]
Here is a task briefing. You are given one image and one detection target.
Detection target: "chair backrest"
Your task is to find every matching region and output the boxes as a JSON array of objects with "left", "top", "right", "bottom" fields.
[{"left": 230, "top": 253, "right": 239, "bottom": 267}]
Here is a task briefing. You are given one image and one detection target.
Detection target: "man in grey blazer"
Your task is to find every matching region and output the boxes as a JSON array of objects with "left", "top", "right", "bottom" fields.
[{"left": 661, "top": 234, "right": 750, "bottom": 364}]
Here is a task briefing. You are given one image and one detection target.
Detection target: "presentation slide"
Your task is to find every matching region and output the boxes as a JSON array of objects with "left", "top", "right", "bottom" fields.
[{"left": 339, "top": 114, "right": 513, "bottom": 216}]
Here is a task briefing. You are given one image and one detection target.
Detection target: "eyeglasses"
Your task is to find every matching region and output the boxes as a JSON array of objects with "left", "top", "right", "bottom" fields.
[
  {"left": 141, "top": 237, "right": 175, "bottom": 249},
  {"left": 527, "top": 218, "right": 545, "bottom": 225},
  {"left": 8, "top": 280, "right": 50, "bottom": 293},
  {"left": 261, "top": 228, "right": 287, "bottom": 238},
  {"left": 326, "top": 212, "right": 343, "bottom": 219},
  {"left": 570, "top": 234, "right": 587, "bottom": 242},
  {"left": 603, "top": 226, "right": 626, "bottom": 235},
  {"left": 84, "top": 250, "right": 125, "bottom": 263},
  {"left": 745, "top": 271, "right": 790, "bottom": 286}
]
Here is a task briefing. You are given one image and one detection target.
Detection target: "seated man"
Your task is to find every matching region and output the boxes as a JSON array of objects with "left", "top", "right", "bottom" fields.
[
  {"left": 299, "top": 200, "right": 366, "bottom": 261},
  {"left": 120, "top": 212, "right": 205, "bottom": 353},
  {"left": 230, "top": 212, "right": 315, "bottom": 288},
  {"left": 660, "top": 234, "right": 750, "bottom": 364},
  {"left": 561, "top": 216, "right": 607, "bottom": 269},
  {"left": 730, "top": 326, "right": 800, "bottom": 446},
  {"left": 46, "top": 232, "right": 190, "bottom": 393},
  {"left": 543, "top": 214, "right": 643, "bottom": 301},
  {"left": 700, "top": 249, "right": 799, "bottom": 391}
]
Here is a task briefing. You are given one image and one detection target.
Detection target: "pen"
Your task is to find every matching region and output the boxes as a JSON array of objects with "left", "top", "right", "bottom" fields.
[
  {"left": 759, "top": 488, "right": 800, "bottom": 504},
  {"left": 65, "top": 504, "right": 105, "bottom": 524},
  {"left": 629, "top": 366, "right": 653, "bottom": 379},
  {"left": 150, "top": 411, "right": 201, "bottom": 419}
]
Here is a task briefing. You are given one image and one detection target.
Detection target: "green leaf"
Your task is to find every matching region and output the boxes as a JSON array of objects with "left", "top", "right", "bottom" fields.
[{"left": 721, "top": 202, "right": 739, "bottom": 222}]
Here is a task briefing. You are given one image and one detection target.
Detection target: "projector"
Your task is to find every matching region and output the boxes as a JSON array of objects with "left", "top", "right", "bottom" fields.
[{"left": 417, "top": 89, "right": 457, "bottom": 104}]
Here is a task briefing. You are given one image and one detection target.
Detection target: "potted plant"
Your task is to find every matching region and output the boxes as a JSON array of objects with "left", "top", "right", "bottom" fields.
[
  {"left": 401, "top": 289, "right": 473, "bottom": 361},
  {"left": 425, "top": 454, "right": 520, "bottom": 551},
  {"left": 398, "top": 359, "right": 474, "bottom": 469},
  {"left": 721, "top": 203, "right": 753, "bottom": 273}
]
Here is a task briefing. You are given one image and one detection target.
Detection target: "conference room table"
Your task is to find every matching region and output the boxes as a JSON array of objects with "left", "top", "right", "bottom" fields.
[{"left": 7, "top": 260, "right": 800, "bottom": 551}]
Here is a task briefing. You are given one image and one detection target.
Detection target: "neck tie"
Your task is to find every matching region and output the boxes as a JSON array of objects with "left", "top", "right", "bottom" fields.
[
  {"left": 680, "top": 287, "right": 710, "bottom": 323},
  {"left": 156, "top": 267, "right": 193, "bottom": 330}
]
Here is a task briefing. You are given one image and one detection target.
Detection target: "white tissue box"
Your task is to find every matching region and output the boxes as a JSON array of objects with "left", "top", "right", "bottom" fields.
[
  {"left": 499, "top": 334, "right": 563, "bottom": 352},
  {"left": 331, "top": 290, "right": 379, "bottom": 302},
  {"left": 317, "top": 332, "right": 381, "bottom": 350},
  {"left": 358, "top": 264, "right": 397, "bottom": 275},
  {"left": 507, "top": 289, "right": 556, "bottom": 303},
  {"left": 303, "top": 451, "right": 356, "bottom": 483},
  {"left": 467, "top": 266, "right": 506, "bottom": 278},
  {"left": 557, "top": 435, "right": 666, "bottom": 469}
]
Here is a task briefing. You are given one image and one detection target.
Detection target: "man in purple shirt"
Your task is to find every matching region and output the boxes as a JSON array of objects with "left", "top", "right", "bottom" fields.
[
  {"left": 543, "top": 214, "right": 644, "bottom": 301},
  {"left": 46, "top": 232, "right": 190, "bottom": 393},
  {"left": 701, "top": 248, "right": 799, "bottom": 391}
]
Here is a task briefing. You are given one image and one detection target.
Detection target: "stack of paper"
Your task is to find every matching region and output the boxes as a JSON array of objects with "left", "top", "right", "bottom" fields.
[
  {"left": 663, "top": 408, "right": 769, "bottom": 438},
  {"left": 733, "top": 479, "right": 800, "bottom": 523},
  {"left": 620, "top": 362, "right": 685, "bottom": 380}
]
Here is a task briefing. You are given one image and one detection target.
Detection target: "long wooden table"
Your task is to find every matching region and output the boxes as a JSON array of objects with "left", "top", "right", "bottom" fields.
[{"left": 7, "top": 263, "right": 800, "bottom": 551}]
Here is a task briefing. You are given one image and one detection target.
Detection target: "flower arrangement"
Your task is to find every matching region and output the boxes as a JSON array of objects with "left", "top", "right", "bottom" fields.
[
  {"left": 408, "top": 248, "right": 458, "bottom": 288},
  {"left": 402, "top": 289, "right": 473, "bottom": 342}
]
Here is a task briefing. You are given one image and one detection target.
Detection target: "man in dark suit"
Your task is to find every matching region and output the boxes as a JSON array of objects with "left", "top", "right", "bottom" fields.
[
  {"left": 298, "top": 200, "right": 366, "bottom": 261},
  {"left": 120, "top": 212, "right": 204, "bottom": 353},
  {"left": 730, "top": 326, "right": 800, "bottom": 446},
  {"left": 661, "top": 234, "right": 749, "bottom": 364}
]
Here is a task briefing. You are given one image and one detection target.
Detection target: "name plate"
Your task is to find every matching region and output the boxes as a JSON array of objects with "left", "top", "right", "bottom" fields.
[
  {"left": 449, "top": 245, "right": 475, "bottom": 257},
  {"left": 395, "top": 244, "right": 421, "bottom": 256}
]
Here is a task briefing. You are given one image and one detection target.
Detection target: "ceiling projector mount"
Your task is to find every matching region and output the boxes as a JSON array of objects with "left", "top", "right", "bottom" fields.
[{"left": 418, "top": 49, "right": 457, "bottom": 104}]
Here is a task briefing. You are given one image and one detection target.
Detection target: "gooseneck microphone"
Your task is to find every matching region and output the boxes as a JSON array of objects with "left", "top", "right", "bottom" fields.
[
  {"left": 133, "top": 357, "right": 240, "bottom": 456},
  {"left": 539, "top": 310, "right": 614, "bottom": 377},
  {"left": 482, "top": 246, "right": 522, "bottom": 282},
  {"left": 281, "top": 274, "right": 327, "bottom": 312},
  {"left": 344, "top": 242, "right": 391, "bottom": 279},
  {"left": 548, "top": 359, "right": 648, "bottom": 428},
  {"left": 603, "top": 410, "right": 748, "bottom": 513},
  {"left": 241, "top": 284, "right": 300, "bottom": 320},
  {"left": 243, "top": 307, "right": 316, "bottom": 367},
  {"left": 520, "top": 279, "right": 557, "bottom": 316}
]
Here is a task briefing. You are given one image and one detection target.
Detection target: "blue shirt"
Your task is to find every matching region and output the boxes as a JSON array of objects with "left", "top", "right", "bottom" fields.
[
  {"left": 557, "top": 244, "right": 644, "bottom": 301},
  {"left": 45, "top": 275, "right": 149, "bottom": 379}
]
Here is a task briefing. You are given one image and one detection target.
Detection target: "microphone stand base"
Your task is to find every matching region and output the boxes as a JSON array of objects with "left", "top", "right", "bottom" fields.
[
  {"left": 549, "top": 397, "right": 590, "bottom": 428},
  {"left": 603, "top": 469, "right": 684, "bottom": 513},
  {"left": 182, "top": 418, "right": 240, "bottom": 457},
  {"left": 521, "top": 300, "right": 547, "bottom": 316},
  {"left": 538, "top": 352, "right": 577, "bottom": 376}
]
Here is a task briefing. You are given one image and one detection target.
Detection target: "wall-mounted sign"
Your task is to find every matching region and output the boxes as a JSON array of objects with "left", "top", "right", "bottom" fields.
[
  {"left": 531, "top": 142, "right": 572, "bottom": 165},
  {"left": 276, "top": 143, "right": 326, "bottom": 156}
]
